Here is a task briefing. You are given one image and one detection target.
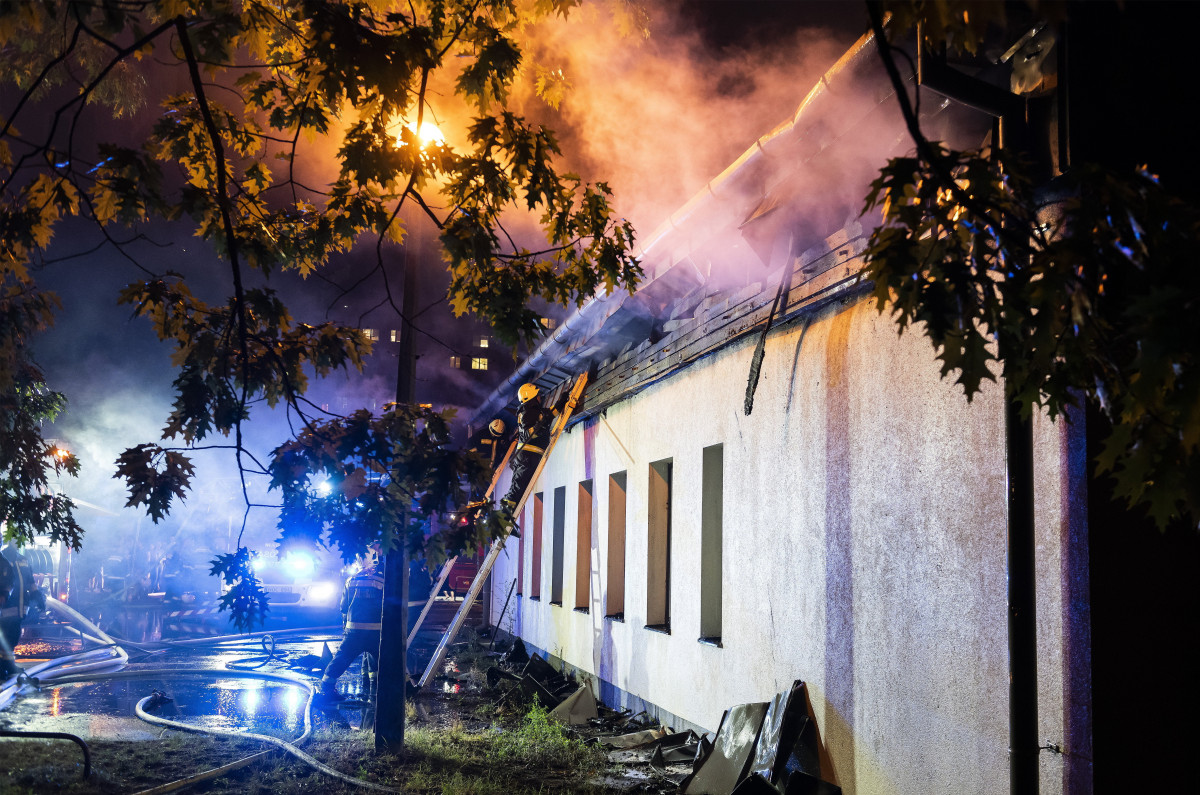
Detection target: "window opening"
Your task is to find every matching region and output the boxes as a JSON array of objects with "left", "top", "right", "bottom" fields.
[
  {"left": 605, "top": 472, "right": 626, "bottom": 620},
  {"left": 551, "top": 486, "right": 566, "bottom": 605},
  {"left": 530, "top": 492, "right": 543, "bottom": 599},
  {"left": 576, "top": 480, "right": 594, "bottom": 612},
  {"left": 646, "top": 459, "right": 672, "bottom": 631},
  {"left": 700, "top": 444, "right": 723, "bottom": 644}
]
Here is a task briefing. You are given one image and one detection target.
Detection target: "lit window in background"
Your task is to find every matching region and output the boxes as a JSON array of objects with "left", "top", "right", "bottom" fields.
[
  {"left": 363, "top": 328, "right": 379, "bottom": 341},
  {"left": 471, "top": 357, "right": 488, "bottom": 370},
  {"left": 390, "top": 329, "right": 399, "bottom": 342},
  {"left": 478, "top": 337, "right": 489, "bottom": 348},
  {"left": 450, "top": 356, "right": 461, "bottom": 368},
  {"left": 541, "top": 317, "right": 558, "bottom": 330}
]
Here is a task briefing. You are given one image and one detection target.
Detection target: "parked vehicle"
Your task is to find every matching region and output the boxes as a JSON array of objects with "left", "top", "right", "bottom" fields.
[{"left": 252, "top": 548, "right": 344, "bottom": 623}]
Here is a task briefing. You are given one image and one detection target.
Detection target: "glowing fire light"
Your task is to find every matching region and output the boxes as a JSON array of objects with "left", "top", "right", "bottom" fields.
[
  {"left": 391, "top": 119, "right": 445, "bottom": 150},
  {"left": 416, "top": 121, "right": 444, "bottom": 147}
]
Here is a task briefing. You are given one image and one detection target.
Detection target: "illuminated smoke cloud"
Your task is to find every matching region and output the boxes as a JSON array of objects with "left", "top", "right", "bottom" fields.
[
  {"left": 28, "top": 3, "right": 885, "bottom": 568},
  {"left": 513, "top": 2, "right": 859, "bottom": 238}
]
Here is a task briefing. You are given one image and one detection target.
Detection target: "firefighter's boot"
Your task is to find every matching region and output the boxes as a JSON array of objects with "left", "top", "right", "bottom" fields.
[{"left": 316, "top": 677, "right": 343, "bottom": 702}]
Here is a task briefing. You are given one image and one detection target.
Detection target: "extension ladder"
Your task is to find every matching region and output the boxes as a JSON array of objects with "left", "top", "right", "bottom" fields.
[
  {"left": 407, "top": 438, "right": 518, "bottom": 644},
  {"left": 416, "top": 372, "right": 588, "bottom": 689}
]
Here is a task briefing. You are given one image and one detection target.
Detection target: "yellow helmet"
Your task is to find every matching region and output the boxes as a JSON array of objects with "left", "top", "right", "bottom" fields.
[
  {"left": 517, "top": 383, "right": 539, "bottom": 403},
  {"left": 489, "top": 418, "right": 506, "bottom": 435}
]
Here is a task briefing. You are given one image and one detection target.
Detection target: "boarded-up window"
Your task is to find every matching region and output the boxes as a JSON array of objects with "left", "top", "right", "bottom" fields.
[
  {"left": 516, "top": 508, "right": 524, "bottom": 596},
  {"left": 550, "top": 486, "right": 566, "bottom": 605},
  {"left": 530, "top": 493, "right": 543, "bottom": 599},
  {"left": 646, "top": 459, "right": 672, "bottom": 631},
  {"left": 605, "top": 472, "right": 626, "bottom": 619},
  {"left": 576, "top": 480, "right": 593, "bottom": 611},
  {"left": 700, "top": 444, "right": 723, "bottom": 643}
]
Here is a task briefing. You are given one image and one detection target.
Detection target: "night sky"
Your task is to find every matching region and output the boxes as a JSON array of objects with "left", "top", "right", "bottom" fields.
[{"left": 23, "top": 1, "right": 871, "bottom": 561}]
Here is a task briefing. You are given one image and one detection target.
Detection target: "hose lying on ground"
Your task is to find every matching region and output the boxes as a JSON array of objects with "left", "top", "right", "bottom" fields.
[
  {"left": 224, "top": 634, "right": 284, "bottom": 671},
  {"left": 4, "top": 601, "right": 392, "bottom": 793},
  {"left": 134, "top": 691, "right": 399, "bottom": 794},
  {"left": 46, "top": 666, "right": 399, "bottom": 794},
  {"left": 43, "top": 623, "right": 340, "bottom": 653},
  {"left": 0, "top": 597, "right": 129, "bottom": 709}
]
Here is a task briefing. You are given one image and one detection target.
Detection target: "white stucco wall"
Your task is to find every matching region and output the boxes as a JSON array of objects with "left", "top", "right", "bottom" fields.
[{"left": 487, "top": 297, "right": 1077, "bottom": 795}]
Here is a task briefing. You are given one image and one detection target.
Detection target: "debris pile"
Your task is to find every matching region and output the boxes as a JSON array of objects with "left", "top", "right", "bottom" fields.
[{"left": 432, "top": 638, "right": 842, "bottom": 795}]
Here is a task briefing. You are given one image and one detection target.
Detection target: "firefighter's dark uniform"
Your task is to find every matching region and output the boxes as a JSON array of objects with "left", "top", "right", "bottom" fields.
[
  {"left": 1, "top": 544, "right": 42, "bottom": 679},
  {"left": 500, "top": 396, "right": 558, "bottom": 510},
  {"left": 466, "top": 421, "right": 510, "bottom": 476},
  {"left": 319, "top": 565, "right": 383, "bottom": 697}
]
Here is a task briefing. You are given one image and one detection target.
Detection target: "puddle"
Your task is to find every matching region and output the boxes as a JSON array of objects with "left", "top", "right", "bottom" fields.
[
  {"left": 3, "top": 630, "right": 358, "bottom": 742},
  {"left": 2, "top": 678, "right": 311, "bottom": 740}
]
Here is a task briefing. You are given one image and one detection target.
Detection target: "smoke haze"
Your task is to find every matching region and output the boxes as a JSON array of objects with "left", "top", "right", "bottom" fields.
[{"left": 25, "top": 2, "right": 879, "bottom": 571}]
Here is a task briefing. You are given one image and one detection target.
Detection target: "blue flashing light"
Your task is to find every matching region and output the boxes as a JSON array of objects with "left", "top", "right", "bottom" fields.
[{"left": 283, "top": 551, "right": 316, "bottom": 577}]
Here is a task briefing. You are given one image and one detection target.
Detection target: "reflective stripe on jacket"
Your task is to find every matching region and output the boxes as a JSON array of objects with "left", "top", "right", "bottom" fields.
[{"left": 341, "top": 570, "right": 384, "bottom": 631}]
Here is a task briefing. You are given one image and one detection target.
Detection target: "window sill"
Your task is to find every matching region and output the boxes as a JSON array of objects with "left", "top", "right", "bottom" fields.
[
  {"left": 644, "top": 623, "right": 671, "bottom": 635},
  {"left": 529, "top": 596, "right": 540, "bottom": 602},
  {"left": 698, "top": 636, "right": 723, "bottom": 648},
  {"left": 550, "top": 600, "right": 562, "bottom": 607},
  {"left": 573, "top": 606, "right": 589, "bottom": 614},
  {"left": 604, "top": 613, "right": 624, "bottom": 623}
]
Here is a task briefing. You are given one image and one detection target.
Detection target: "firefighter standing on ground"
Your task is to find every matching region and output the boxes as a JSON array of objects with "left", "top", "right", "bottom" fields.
[
  {"left": 318, "top": 544, "right": 383, "bottom": 699},
  {"left": 1, "top": 540, "right": 44, "bottom": 679}
]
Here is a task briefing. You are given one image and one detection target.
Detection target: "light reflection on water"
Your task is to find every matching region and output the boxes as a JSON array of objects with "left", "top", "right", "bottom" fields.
[
  {"left": 9, "top": 679, "right": 310, "bottom": 735},
  {"left": 202, "top": 680, "right": 304, "bottom": 732},
  {"left": 6, "top": 632, "right": 339, "bottom": 736}
]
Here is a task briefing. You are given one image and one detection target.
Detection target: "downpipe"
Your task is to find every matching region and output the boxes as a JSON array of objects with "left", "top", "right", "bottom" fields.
[{"left": 1007, "top": 401, "right": 1039, "bottom": 794}]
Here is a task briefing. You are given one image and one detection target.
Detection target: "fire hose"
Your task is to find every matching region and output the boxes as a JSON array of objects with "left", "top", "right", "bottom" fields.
[
  {"left": 3, "top": 601, "right": 395, "bottom": 792},
  {"left": 43, "top": 667, "right": 399, "bottom": 794}
]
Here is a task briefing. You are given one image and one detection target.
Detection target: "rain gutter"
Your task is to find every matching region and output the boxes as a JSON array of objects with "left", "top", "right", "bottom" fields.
[{"left": 471, "top": 27, "right": 884, "bottom": 424}]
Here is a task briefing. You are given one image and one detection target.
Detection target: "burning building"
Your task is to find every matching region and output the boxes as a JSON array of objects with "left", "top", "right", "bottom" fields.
[{"left": 453, "top": 9, "right": 1175, "bottom": 794}]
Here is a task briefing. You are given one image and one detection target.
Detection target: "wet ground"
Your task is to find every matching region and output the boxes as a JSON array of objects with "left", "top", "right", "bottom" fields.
[
  {"left": 2, "top": 614, "right": 379, "bottom": 741},
  {"left": 1, "top": 606, "right": 681, "bottom": 794}
]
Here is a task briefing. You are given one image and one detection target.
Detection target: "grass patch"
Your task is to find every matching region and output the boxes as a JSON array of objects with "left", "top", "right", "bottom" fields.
[
  {"left": 487, "top": 701, "right": 604, "bottom": 769},
  {"left": 0, "top": 701, "right": 615, "bottom": 794}
]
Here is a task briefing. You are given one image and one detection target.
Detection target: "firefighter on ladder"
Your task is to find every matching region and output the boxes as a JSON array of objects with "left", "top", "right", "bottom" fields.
[
  {"left": 453, "top": 416, "right": 513, "bottom": 544},
  {"left": 1, "top": 540, "right": 45, "bottom": 679},
  {"left": 466, "top": 418, "right": 511, "bottom": 479},
  {"left": 500, "top": 383, "right": 567, "bottom": 515},
  {"left": 318, "top": 543, "right": 382, "bottom": 700}
]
